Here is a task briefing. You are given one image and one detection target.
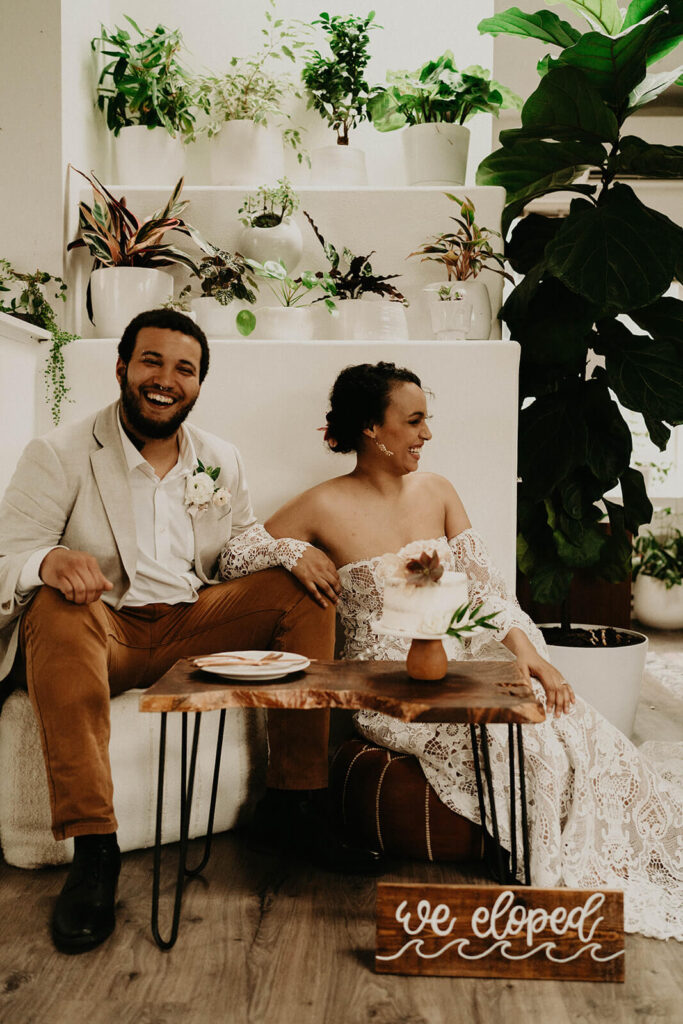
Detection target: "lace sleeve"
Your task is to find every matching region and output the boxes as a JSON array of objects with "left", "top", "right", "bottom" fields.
[
  {"left": 448, "top": 528, "right": 546, "bottom": 656},
  {"left": 218, "top": 523, "right": 311, "bottom": 579}
]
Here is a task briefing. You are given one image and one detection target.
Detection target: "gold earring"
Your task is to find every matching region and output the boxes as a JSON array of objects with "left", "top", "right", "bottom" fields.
[{"left": 374, "top": 437, "right": 394, "bottom": 457}]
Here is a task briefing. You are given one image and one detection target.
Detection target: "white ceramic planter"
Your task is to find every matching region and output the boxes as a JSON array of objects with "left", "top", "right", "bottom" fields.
[
  {"left": 330, "top": 299, "right": 409, "bottom": 341},
  {"left": 190, "top": 297, "right": 254, "bottom": 339},
  {"left": 543, "top": 624, "right": 648, "bottom": 738},
  {"left": 403, "top": 123, "right": 470, "bottom": 186},
  {"left": 423, "top": 285, "right": 472, "bottom": 340},
  {"left": 209, "top": 121, "right": 284, "bottom": 185},
  {"left": 424, "top": 279, "right": 492, "bottom": 339},
  {"left": 115, "top": 125, "right": 186, "bottom": 186},
  {"left": 89, "top": 267, "right": 173, "bottom": 337},
  {"left": 237, "top": 218, "right": 304, "bottom": 274},
  {"left": 633, "top": 575, "right": 683, "bottom": 629},
  {"left": 311, "top": 145, "right": 368, "bottom": 186},
  {"left": 252, "top": 305, "right": 314, "bottom": 341}
]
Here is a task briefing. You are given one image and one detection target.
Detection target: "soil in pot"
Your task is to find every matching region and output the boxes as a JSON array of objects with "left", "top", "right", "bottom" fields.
[{"left": 541, "top": 626, "right": 644, "bottom": 648}]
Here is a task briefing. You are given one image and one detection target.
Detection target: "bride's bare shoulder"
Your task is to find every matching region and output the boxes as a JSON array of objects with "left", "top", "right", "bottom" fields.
[
  {"left": 266, "top": 475, "right": 351, "bottom": 530},
  {"left": 416, "top": 472, "right": 463, "bottom": 500}
]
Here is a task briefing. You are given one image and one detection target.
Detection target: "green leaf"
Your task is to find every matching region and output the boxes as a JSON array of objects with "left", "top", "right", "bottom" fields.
[
  {"left": 552, "top": 0, "right": 622, "bottom": 34},
  {"left": 627, "top": 65, "right": 683, "bottom": 113},
  {"left": 502, "top": 275, "right": 596, "bottom": 365},
  {"left": 619, "top": 466, "right": 653, "bottom": 533},
  {"left": 478, "top": 7, "right": 582, "bottom": 46},
  {"left": 598, "top": 500, "right": 634, "bottom": 582},
  {"left": 236, "top": 309, "right": 256, "bottom": 336},
  {"left": 505, "top": 214, "right": 562, "bottom": 274},
  {"left": 546, "top": 12, "right": 667, "bottom": 108},
  {"left": 622, "top": 0, "right": 683, "bottom": 65},
  {"left": 518, "top": 387, "right": 589, "bottom": 498},
  {"left": 583, "top": 370, "right": 633, "bottom": 484},
  {"left": 517, "top": 66, "right": 619, "bottom": 143},
  {"left": 527, "top": 560, "right": 575, "bottom": 604},
  {"left": 544, "top": 185, "right": 679, "bottom": 314},
  {"left": 629, "top": 296, "right": 683, "bottom": 346},
  {"left": 552, "top": 520, "right": 606, "bottom": 568},
  {"left": 616, "top": 135, "right": 683, "bottom": 177}
]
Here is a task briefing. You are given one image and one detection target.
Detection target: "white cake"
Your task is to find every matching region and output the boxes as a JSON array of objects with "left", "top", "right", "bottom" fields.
[{"left": 380, "top": 571, "right": 469, "bottom": 635}]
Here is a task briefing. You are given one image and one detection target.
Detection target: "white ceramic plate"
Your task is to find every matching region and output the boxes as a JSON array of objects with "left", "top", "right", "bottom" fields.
[{"left": 193, "top": 651, "right": 310, "bottom": 681}]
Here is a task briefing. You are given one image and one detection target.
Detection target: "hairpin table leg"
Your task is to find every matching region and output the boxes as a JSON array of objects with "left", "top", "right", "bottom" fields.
[{"left": 185, "top": 709, "right": 227, "bottom": 878}]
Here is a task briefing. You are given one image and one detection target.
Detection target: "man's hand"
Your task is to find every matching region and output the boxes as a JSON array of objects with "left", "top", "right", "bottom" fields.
[
  {"left": 39, "top": 549, "right": 114, "bottom": 605},
  {"left": 289, "top": 547, "right": 341, "bottom": 609}
]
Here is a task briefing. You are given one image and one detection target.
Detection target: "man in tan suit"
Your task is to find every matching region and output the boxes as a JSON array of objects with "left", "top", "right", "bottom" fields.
[{"left": 0, "top": 309, "right": 378, "bottom": 955}]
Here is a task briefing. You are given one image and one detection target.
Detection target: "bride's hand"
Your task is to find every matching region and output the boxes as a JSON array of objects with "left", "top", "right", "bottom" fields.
[
  {"left": 290, "top": 548, "right": 341, "bottom": 609},
  {"left": 503, "top": 628, "right": 575, "bottom": 717}
]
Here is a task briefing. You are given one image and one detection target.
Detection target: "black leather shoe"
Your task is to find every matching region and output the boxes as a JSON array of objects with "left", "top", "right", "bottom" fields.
[
  {"left": 249, "top": 788, "right": 384, "bottom": 875},
  {"left": 51, "top": 835, "right": 121, "bottom": 954}
]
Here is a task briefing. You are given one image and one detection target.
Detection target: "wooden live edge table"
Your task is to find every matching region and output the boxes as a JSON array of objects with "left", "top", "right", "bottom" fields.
[{"left": 139, "top": 659, "right": 545, "bottom": 950}]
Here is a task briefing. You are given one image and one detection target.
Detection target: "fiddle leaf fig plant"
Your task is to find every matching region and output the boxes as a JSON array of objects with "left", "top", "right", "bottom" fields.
[
  {"left": 476, "top": 0, "right": 683, "bottom": 623},
  {"left": 302, "top": 11, "right": 380, "bottom": 144}
]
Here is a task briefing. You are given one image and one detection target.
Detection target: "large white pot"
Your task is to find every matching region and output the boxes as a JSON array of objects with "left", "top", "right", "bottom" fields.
[
  {"left": 543, "top": 624, "right": 648, "bottom": 738},
  {"left": 252, "top": 305, "right": 314, "bottom": 341},
  {"left": 424, "top": 279, "right": 492, "bottom": 339},
  {"left": 402, "top": 123, "right": 470, "bottom": 186},
  {"left": 330, "top": 299, "right": 409, "bottom": 341},
  {"left": 190, "top": 297, "right": 254, "bottom": 339},
  {"left": 115, "top": 125, "right": 186, "bottom": 186},
  {"left": 633, "top": 575, "right": 683, "bottom": 629},
  {"left": 237, "top": 218, "right": 304, "bottom": 274},
  {"left": 89, "top": 267, "right": 173, "bottom": 337},
  {"left": 310, "top": 145, "right": 368, "bottom": 186},
  {"left": 209, "top": 121, "right": 284, "bottom": 185}
]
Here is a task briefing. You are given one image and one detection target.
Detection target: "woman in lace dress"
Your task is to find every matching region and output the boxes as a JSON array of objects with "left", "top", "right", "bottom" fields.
[{"left": 220, "top": 361, "right": 682, "bottom": 941}]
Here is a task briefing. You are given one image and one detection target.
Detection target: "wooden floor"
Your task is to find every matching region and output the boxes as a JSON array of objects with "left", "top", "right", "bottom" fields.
[{"left": 1, "top": 630, "right": 682, "bottom": 1024}]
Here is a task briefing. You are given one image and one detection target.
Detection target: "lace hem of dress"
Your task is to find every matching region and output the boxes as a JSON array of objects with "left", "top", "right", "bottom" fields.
[{"left": 219, "top": 523, "right": 310, "bottom": 578}]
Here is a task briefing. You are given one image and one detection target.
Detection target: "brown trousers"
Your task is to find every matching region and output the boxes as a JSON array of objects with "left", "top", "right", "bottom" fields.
[{"left": 19, "top": 570, "right": 335, "bottom": 840}]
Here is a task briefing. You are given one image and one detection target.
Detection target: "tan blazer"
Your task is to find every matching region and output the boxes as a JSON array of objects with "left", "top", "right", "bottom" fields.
[{"left": 0, "top": 401, "right": 257, "bottom": 681}]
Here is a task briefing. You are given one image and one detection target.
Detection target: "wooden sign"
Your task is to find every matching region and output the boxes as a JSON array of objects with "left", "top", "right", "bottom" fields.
[{"left": 376, "top": 884, "right": 625, "bottom": 982}]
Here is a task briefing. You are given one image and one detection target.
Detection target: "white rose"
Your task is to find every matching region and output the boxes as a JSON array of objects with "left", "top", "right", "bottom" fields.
[
  {"left": 185, "top": 472, "right": 215, "bottom": 506},
  {"left": 420, "top": 611, "right": 450, "bottom": 635},
  {"left": 212, "top": 487, "right": 231, "bottom": 508}
]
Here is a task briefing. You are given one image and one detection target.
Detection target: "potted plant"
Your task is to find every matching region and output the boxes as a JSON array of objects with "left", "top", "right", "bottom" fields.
[
  {"left": 476, "top": 0, "right": 683, "bottom": 735},
  {"left": 0, "top": 260, "right": 78, "bottom": 425},
  {"left": 237, "top": 178, "right": 303, "bottom": 272},
  {"left": 304, "top": 211, "right": 408, "bottom": 339},
  {"left": 633, "top": 511, "right": 683, "bottom": 629},
  {"left": 368, "top": 54, "right": 522, "bottom": 185},
  {"left": 67, "top": 169, "right": 201, "bottom": 337},
  {"left": 408, "top": 193, "right": 514, "bottom": 338},
  {"left": 425, "top": 285, "right": 472, "bottom": 341},
  {"left": 302, "top": 11, "right": 380, "bottom": 184},
  {"left": 92, "top": 16, "right": 201, "bottom": 185},
  {"left": 195, "top": 0, "right": 309, "bottom": 185},
  {"left": 181, "top": 241, "right": 257, "bottom": 339},
  {"left": 245, "top": 258, "right": 336, "bottom": 340}
]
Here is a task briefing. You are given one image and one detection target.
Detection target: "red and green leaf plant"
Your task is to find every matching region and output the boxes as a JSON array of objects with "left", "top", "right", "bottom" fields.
[{"left": 408, "top": 194, "right": 514, "bottom": 283}]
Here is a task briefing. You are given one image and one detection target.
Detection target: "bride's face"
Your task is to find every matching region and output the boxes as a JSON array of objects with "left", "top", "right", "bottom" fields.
[{"left": 368, "top": 382, "right": 432, "bottom": 473}]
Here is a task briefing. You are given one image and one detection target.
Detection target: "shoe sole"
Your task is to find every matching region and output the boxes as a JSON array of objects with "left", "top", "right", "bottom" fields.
[{"left": 51, "top": 920, "right": 115, "bottom": 955}]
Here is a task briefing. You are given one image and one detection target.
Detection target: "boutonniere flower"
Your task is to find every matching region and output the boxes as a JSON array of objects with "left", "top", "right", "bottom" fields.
[{"left": 185, "top": 460, "right": 231, "bottom": 518}]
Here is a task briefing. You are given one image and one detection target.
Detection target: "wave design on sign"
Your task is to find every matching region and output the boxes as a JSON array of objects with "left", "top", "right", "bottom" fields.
[{"left": 376, "top": 938, "right": 626, "bottom": 963}]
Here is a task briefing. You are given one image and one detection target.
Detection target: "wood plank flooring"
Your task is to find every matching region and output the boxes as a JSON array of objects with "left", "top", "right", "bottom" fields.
[{"left": 1, "top": 629, "right": 681, "bottom": 1024}]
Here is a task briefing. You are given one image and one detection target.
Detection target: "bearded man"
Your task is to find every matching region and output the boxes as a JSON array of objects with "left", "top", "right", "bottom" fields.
[{"left": 0, "top": 308, "right": 379, "bottom": 955}]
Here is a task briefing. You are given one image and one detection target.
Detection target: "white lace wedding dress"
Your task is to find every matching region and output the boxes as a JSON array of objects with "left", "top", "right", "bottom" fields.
[{"left": 221, "top": 526, "right": 683, "bottom": 941}]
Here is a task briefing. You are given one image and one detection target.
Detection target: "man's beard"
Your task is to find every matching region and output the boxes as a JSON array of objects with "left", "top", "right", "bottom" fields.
[{"left": 119, "top": 370, "right": 198, "bottom": 440}]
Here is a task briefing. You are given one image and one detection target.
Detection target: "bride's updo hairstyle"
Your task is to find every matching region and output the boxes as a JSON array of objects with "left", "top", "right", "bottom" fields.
[{"left": 324, "top": 361, "right": 422, "bottom": 453}]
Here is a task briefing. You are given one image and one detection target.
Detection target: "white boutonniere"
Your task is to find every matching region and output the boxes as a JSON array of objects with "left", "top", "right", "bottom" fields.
[{"left": 185, "top": 460, "right": 231, "bottom": 518}]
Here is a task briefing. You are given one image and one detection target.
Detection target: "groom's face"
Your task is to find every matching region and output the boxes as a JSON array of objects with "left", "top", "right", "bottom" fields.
[{"left": 116, "top": 327, "right": 202, "bottom": 441}]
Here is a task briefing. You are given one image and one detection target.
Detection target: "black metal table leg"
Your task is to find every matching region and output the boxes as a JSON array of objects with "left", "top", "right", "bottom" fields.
[
  {"left": 508, "top": 723, "right": 517, "bottom": 883},
  {"left": 185, "top": 709, "right": 227, "bottom": 877},
  {"left": 516, "top": 724, "right": 531, "bottom": 885}
]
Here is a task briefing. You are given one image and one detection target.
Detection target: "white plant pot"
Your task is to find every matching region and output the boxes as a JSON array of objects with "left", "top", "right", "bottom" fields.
[
  {"left": 237, "top": 218, "right": 304, "bottom": 274},
  {"left": 190, "top": 297, "right": 254, "bottom": 339},
  {"left": 424, "top": 291, "right": 472, "bottom": 340},
  {"left": 115, "top": 125, "right": 186, "bottom": 186},
  {"left": 311, "top": 145, "right": 368, "bottom": 186},
  {"left": 330, "top": 299, "right": 409, "bottom": 341},
  {"left": 424, "top": 279, "right": 492, "bottom": 339},
  {"left": 543, "top": 624, "right": 648, "bottom": 738},
  {"left": 89, "top": 267, "right": 173, "bottom": 338},
  {"left": 633, "top": 575, "right": 683, "bottom": 629},
  {"left": 402, "top": 123, "right": 470, "bottom": 186},
  {"left": 252, "top": 305, "right": 314, "bottom": 341},
  {"left": 209, "top": 121, "right": 284, "bottom": 185}
]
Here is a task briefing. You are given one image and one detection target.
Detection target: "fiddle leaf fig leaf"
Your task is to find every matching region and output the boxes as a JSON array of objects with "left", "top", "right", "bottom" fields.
[
  {"left": 629, "top": 296, "right": 683, "bottom": 347},
  {"left": 619, "top": 466, "right": 653, "bottom": 534},
  {"left": 544, "top": 185, "right": 679, "bottom": 314},
  {"left": 505, "top": 214, "right": 562, "bottom": 274},
  {"left": 518, "top": 66, "right": 619, "bottom": 143},
  {"left": 502, "top": 275, "right": 595, "bottom": 364},
  {"left": 616, "top": 135, "right": 683, "bottom": 177},
  {"left": 518, "top": 388, "right": 589, "bottom": 498},
  {"left": 622, "top": 0, "right": 683, "bottom": 65},
  {"left": 478, "top": 8, "right": 582, "bottom": 46},
  {"left": 554, "top": 1, "right": 623, "bottom": 34}
]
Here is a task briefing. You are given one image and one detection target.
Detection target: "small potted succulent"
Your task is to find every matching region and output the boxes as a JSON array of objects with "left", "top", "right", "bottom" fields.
[
  {"left": 408, "top": 193, "right": 513, "bottom": 339},
  {"left": 92, "top": 16, "right": 201, "bottom": 185},
  {"left": 0, "top": 260, "right": 78, "bottom": 425},
  {"left": 237, "top": 178, "right": 303, "bottom": 273},
  {"left": 368, "top": 54, "right": 521, "bottom": 185},
  {"left": 304, "top": 211, "right": 408, "bottom": 340},
  {"left": 195, "top": 0, "right": 309, "bottom": 184},
  {"left": 427, "top": 285, "right": 472, "bottom": 341},
  {"left": 67, "top": 169, "right": 201, "bottom": 337},
  {"left": 302, "top": 11, "right": 380, "bottom": 184},
  {"left": 182, "top": 241, "right": 257, "bottom": 339},
  {"left": 245, "top": 258, "right": 336, "bottom": 341},
  {"left": 632, "top": 511, "right": 683, "bottom": 630}
]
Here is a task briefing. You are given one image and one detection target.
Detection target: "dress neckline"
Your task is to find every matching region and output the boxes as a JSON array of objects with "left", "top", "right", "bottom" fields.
[{"left": 337, "top": 536, "right": 450, "bottom": 575}]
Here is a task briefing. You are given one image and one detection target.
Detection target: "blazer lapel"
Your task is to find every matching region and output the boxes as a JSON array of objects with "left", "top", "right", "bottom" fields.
[{"left": 91, "top": 403, "right": 137, "bottom": 585}]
